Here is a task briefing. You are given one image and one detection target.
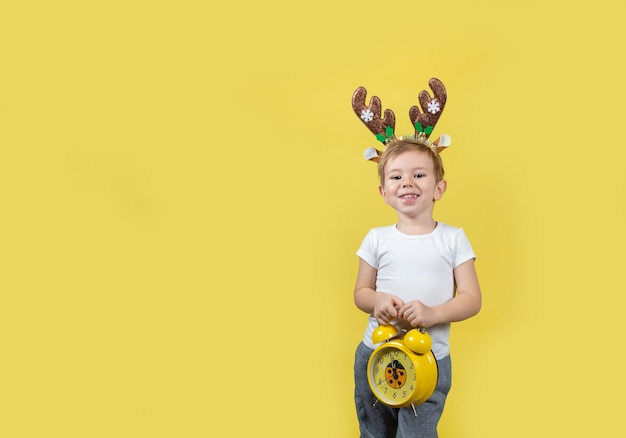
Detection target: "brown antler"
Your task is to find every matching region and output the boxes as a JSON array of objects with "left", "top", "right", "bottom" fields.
[
  {"left": 352, "top": 86, "right": 396, "bottom": 144},
  {"left": 408, "top": 78, "right": 447, "bottom": 140}
]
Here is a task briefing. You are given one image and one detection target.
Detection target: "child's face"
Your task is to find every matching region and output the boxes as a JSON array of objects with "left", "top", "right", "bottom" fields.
[{"left": 379, "top": 150, "right": 446, "bottom": 218}]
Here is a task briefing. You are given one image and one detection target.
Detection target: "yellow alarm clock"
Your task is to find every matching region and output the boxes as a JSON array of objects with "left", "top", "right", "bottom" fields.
[{"left": 366, "top": 325, "right": 438, "bottom": 409}]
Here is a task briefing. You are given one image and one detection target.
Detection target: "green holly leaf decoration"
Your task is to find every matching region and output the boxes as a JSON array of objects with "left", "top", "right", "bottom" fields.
[
  {"left": 414, "top": 122, "right": 424, "bottom": 132},
  {"left": 385, "top": 126, "right": 394, "bottom": 139},
  {"left": 375, "top": 126, "right": 395, "bottom": 143},
  {"left": 424, "top": 126, "right": 434, "bottom": 135}
]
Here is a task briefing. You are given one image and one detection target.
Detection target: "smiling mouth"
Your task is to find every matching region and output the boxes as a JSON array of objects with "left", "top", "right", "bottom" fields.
[{"left": 399, "top": 194, "right": 418, "bottom": 200}]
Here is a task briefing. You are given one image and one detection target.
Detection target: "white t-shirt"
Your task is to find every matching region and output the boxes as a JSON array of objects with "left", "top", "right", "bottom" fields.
[{"left": 356, "top": 222, "right": 475, "bottom": 359}]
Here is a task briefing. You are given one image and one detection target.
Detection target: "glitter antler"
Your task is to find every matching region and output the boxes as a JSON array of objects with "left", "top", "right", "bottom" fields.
[
  {"left": 351, "top": 87, "right": 397, "bottom": 161},
  {"left": 409, "top": 78, "right": 451, "bottom": 153},
  {"left": 352, "top": 78, "right": 452, "bottom": 162}
]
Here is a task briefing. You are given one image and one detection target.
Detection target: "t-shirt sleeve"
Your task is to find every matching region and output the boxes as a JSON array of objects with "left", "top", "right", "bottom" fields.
[
  {"left": 453, "top": 228, "right": 476, "bottom": 268},
  {"left": 356, "top": 229, "right": 378, "bottom": 269}
]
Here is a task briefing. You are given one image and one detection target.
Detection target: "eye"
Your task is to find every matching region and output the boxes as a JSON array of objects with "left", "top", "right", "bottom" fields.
[
  {"left": 390, "top": 175, "right": 401, "bottom": 180},
  {"left": 414, "top": 173, "right": 426, "bottom": 178}
]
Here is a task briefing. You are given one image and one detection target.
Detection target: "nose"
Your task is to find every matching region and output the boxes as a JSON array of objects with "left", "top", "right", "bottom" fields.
[{"left": 402, "top": 179, "right": 413, "bottom": 187}]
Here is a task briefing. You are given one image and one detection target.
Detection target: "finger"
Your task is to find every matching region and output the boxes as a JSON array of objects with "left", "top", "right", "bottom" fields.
[{"left": 393, "top": 297, "right": 405, "bottom": 308}]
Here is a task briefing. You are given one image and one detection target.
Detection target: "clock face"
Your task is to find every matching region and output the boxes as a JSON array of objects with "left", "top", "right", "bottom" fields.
[{"left": 368, "top": 345, "right": 419, "bottom": 406}]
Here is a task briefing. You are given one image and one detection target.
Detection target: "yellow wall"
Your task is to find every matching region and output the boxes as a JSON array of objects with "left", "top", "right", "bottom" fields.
[{"left": 2, "top": 1, "right": 625, "bottom": 436}]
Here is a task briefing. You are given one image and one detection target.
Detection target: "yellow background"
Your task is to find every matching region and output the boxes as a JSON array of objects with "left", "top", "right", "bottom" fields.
[{"left": 2, "top": 0, "right": 625, "bottom": 436}]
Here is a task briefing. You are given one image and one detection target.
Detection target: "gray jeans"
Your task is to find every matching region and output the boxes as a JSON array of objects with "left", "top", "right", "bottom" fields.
[{"left": 354, "top": 342, "right": 452, "bottom": 438}]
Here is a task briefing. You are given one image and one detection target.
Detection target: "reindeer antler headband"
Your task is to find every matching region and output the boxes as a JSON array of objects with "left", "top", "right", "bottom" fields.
[{"left": 351, "top": 77, "right": 452, "bottom": 163}]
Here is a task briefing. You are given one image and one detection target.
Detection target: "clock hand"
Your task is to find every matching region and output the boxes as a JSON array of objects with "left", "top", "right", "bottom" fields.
[{"left": 391, "top": 360, "right": 399, "bottom": 380}]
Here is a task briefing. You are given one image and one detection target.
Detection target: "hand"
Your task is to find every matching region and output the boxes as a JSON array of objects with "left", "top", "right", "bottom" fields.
[
  {"left": 399, "top": 300, "right": 438, "bottom": 328},
  {"left": 373, "top": 293, "right": 404, "bottom": 325}
]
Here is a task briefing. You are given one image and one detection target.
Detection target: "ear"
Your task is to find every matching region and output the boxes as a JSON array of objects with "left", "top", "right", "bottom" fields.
[
  {"left": 434, "top": 179, "right": 447, "bottom": 201},
  {"left": 379, "top": 185, "right": 390, "bottom": 204}
]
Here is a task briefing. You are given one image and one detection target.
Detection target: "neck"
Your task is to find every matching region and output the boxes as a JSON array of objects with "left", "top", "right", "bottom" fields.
[{"left": 396, "top": 217, "right": 437, "bottom": 235}]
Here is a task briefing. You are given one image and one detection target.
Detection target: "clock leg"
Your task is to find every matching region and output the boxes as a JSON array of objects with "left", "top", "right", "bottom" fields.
[{"left": 410, "top": 403, "right": 417, "bottom": 417}]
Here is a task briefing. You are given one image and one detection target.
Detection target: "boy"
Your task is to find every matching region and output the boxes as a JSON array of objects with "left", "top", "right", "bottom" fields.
[{"left": 351, "top": 80, "right": 481, "bottom": 437}]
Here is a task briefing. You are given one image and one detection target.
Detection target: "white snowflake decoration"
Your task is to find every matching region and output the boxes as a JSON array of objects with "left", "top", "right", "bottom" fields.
[
  {"left": 427, "top": 100, "right": 440, "bottom": 114},
  {"left": 360, "top": 109, "right": 374, "bottom": 122}
]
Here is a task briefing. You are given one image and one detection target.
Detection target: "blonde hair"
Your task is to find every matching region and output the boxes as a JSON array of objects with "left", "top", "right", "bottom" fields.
[{"left": 377, "top": 139, "right": 445, "bottom": 185}]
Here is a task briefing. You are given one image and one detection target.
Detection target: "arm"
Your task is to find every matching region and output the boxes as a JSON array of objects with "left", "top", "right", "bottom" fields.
[
  {"left": 399, "top": 259, "right": 482, "bottom": 328},
  {"left": 354, "top": 258, "right": 405, "bottom": 325}
]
